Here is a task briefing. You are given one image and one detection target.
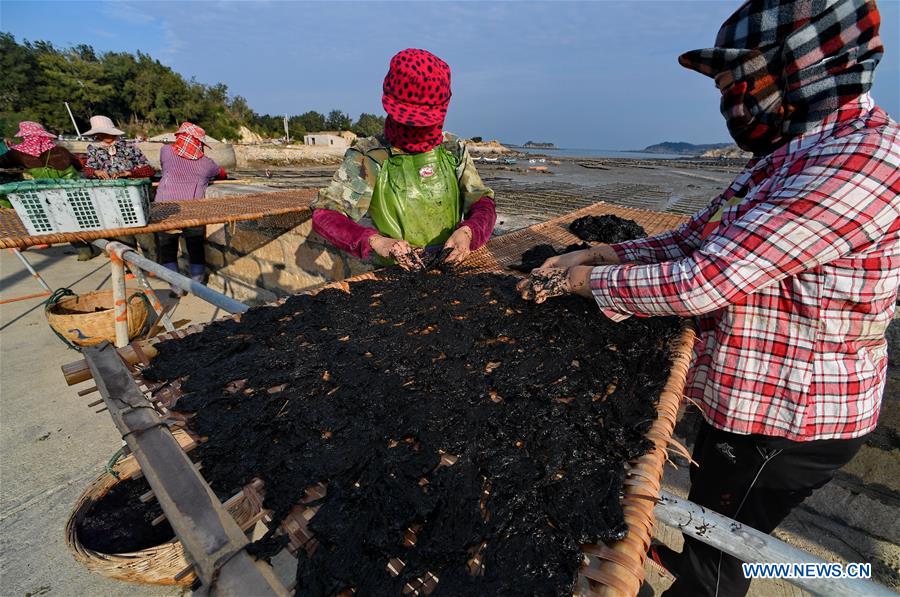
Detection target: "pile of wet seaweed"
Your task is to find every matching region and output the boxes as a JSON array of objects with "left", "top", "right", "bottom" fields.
[
  {"left": 569, "top": 215, "right": 646, "bottom": 243},
  {"left": 142, "top": 271, "right": 681, "bottom": 595},
  {"left": 77, "top": 477, "right": 174, "bottom": 554},
  {"left": 510, "top": 242, "right": 590, "bottom": 272}
]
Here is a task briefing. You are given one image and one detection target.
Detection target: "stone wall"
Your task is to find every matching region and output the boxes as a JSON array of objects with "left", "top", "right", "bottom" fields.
[
  {"left": 204, "top": 211, "right": 373, "bottom": 304},
  {"left": 233, "top": 144, "right": 345, "bottom": 168}
]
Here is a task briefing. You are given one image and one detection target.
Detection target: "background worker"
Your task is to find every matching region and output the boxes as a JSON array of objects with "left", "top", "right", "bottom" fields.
[
  {"left": 0, "top": 121, "right": 81, "bottom": 179},
  {"left": 155, "top": 122, "right": 225, "bottom": 294},
  {"left": 312, "top": 48, "right": 496, "bottom": 270},
  {"left": 518, "top": 1, "right": 898, "bottom": 595},
  {"left": 77, "top": 115, "right": 156, "bottom": 260},
  {"left": 82, "top": 115, "right": 154, "bottom": 180},
  {"left": 0, "top": 121, "right": 90, "bottom": 256}
]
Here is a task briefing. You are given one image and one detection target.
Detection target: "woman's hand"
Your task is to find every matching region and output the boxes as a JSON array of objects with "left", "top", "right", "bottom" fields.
[
  {"left": 540, "top": 244, "right": 620, "bottom": 269},
  {"left": 95, "top": 170, "right": 111, "bottom": 179},
  {"left": 517, "top": 267, "right": 570, "bottom": 303},
  {"left": 517, "top": 266, "right": 593, "bottom": 303},
  {"left": 443, "top": 225, "right": 473, "bottom": 264},
  {"left": 369, "top": 235, "right": 425, "bottom": 271}
]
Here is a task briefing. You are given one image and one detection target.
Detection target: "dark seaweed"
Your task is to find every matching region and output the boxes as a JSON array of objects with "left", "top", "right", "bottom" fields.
[
  {"left": 76, "top": 477, "right": 174, "bottom": 554},
  {"left": 142, "top": 271, "right": 681, "bottom": 595},
  {"left": 510, "top": 243, "right": 591, "bottom": 273},
  {"left": 569, "top": 215, "right": 647, "bottom": 243}
]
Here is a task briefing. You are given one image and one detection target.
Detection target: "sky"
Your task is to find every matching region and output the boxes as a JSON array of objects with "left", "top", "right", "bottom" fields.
[{"left": 2, "top": 0, "right": 898, "bottom": 149}]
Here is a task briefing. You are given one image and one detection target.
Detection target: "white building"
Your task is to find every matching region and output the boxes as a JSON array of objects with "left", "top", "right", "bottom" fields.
[{"left": 304, "top": 133, "right": 352, "bottom": 148}]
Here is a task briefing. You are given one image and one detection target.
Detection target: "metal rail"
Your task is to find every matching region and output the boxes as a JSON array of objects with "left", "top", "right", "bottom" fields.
[
  {"left": 92, "top": 239, "right": 249, "bottom": 347},
  {"left": 655, "top": 490, "right": 894, "bottom": 596}
]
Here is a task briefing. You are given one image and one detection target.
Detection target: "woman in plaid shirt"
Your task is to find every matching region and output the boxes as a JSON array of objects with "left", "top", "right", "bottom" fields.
[{"left": 520, "top": 1, "right": 898, "bottom": 595}]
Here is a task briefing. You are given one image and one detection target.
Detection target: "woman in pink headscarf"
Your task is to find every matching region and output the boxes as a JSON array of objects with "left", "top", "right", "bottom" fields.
[
  {"left": 311, "top": 49, "right": 496, "bottom": 270},
  {"left": 155, "top": 122, "right": 226, "bottom": 294},
  {"left": 0, "top": 121, "right": 82, "bottom": 179}
]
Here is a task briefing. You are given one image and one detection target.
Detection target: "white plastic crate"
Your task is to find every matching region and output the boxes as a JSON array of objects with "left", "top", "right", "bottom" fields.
[{"left": 0, "top": 179, "right": 151, "bottom": 236}]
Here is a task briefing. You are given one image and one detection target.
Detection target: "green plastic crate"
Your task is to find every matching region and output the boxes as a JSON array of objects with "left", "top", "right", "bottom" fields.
[{"left": 0, "top": 178, "right": 151, "bottom": 236}]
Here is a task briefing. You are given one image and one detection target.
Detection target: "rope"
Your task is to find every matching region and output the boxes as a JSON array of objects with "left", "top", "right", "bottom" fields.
[
  {"left": 45, "top": 288, "right": 82, "bottom": 351},
  {"left": 105, "top": 447, "right": 126, "bottom": 480}
]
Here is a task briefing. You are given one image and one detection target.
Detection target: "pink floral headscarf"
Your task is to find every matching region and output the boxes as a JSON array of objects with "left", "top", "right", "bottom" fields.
[{"left": 11, "top": 121, "right": 57, "bottom": 157}]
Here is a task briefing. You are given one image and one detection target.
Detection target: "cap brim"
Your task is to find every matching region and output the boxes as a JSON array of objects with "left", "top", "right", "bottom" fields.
[
  {"left": 382, "top": 94, "right": 448, "bottom": 127},
  {"left": 678, "top": 48, "right": 758, "bottom": 78}
]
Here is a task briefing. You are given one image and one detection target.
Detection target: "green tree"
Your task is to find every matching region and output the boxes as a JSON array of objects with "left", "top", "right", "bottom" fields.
[
  {"left": 353, "top": 113, "right": 385, "bottom": 137},
  {"left": 0, "top": 34, "right": 38, "bottom": 113},
  {"left": 0, "top": 34, "right": 40, "bottom": 135},
  {"left": 293, "top": 111, "right": 326, "bottom": 133},
  {"left": 326, "top": 109, "right": 352, "bottom": 131},
  {"left": 98, "top": 51, "right": 140, "bottom": 126},
  {"left": 0, "top": 35, "right": 372, "bottom": 142},
  {"left": 33, "top": 46, "right": 114, "bottom": 133}
]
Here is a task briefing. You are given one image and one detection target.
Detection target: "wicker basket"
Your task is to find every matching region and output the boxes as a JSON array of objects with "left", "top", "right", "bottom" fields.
[
  {"left": 65, "top": 452, "right": 261, "bottom": 586},
  {"left": 47, "top": 290, "right": 149, "bottom": 347}
]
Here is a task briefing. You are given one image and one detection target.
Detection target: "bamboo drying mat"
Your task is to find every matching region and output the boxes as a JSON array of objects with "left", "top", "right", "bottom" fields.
[
  {"left": 64, "top": 201, "right": 695, "bottom": 596},
  {"left": 466, "top": 201, "right": 688, "bottom": 273},
  {"left": 0, "top": 189, "right": 316, "bottom": 249}
]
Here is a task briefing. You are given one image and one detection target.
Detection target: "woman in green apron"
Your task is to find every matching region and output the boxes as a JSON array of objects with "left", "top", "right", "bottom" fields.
[
  {"left": 312, "top": 49, "right": 496, "bottom": 270},
  {"left": 0, "top": 121, "right": 82, "bottom": 180}
]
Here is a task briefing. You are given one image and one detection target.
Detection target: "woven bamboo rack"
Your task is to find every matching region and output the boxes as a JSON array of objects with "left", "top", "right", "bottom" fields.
[
  {"left": 0, "top": 189, "right": 316, "bottom": 249},
  {"left": 64, "top": 201, "right": 695, "bottom": 595}
]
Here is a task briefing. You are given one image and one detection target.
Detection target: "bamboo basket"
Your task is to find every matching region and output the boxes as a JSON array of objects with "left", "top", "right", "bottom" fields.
[
  {"left": 47, "top": 290, "right": 149, "bottom": 347},
  {"left": 65, "top": 445, "right": 261, "bottom": 586}
]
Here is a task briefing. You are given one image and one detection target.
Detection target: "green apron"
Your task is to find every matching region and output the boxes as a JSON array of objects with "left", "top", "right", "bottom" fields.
[
  {"left": 23, "top": 151, "right": 79, "bottom": 180},
  {"left": 23, "top": 165, "right": 79, "bottom": 180},
  {"left": 2, "top": 151, "right": 78, "bottom": 207},
  {"left": 369, "top": 145, "right": 461, "bottom": 250}
]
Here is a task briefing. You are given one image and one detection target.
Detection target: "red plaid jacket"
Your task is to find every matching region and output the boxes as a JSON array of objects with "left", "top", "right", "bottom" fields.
[{"left": 590, "top": 95, "right": 899, "bottom": 441}]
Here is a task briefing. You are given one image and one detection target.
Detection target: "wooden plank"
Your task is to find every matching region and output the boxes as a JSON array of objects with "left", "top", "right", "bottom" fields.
[
  {"left": 63, "top": 345, "right": 141, "bottom": 386},
  {"left": 83, "top": 342, "right": 287, "bottom": 596}
]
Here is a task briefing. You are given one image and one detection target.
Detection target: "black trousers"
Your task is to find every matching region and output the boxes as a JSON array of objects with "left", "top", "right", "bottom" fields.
[
  {"left": 156, "top": 227, "right": 206, "bottom": 265},
  {"left": 663, "top": 421, "right": 865, "bottom": 597}
]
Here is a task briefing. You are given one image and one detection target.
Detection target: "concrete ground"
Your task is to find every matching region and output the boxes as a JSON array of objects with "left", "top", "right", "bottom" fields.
[{"left": 1, "top": 245, "right": 220, "bottom": 597}]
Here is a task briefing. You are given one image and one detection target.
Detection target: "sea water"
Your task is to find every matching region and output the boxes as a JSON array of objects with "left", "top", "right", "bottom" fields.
[{"left": 519, "top": 147, "right": 683, "bottom": 159}]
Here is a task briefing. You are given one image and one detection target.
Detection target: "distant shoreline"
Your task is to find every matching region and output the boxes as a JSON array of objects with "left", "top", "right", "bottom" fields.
[{"left": 517, "top": 147, "right": 684, "bottom": 160}]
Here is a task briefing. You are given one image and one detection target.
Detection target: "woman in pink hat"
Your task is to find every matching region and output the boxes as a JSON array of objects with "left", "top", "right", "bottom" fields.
[
  {"left": 312, "top": 48, "right": 496, "bottom": 270},
  {"left": 155, "top": 122, "right": 226, "bottom": 294},
  {"left": 0, "top": 121, "right": 82, "bottom": 180}
]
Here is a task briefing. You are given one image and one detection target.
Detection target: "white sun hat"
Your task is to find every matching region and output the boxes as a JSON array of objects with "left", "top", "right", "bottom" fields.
[{"left": 83, "top": 115, "right": 126, "bottom": 136}]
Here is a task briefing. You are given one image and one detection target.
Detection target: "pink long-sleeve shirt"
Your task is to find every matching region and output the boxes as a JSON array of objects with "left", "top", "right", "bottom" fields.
[{"left": 312, "top": 197, "right": 496, "bottom": 260}]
